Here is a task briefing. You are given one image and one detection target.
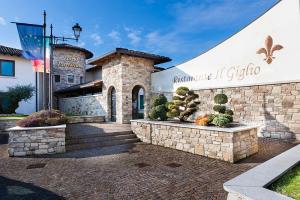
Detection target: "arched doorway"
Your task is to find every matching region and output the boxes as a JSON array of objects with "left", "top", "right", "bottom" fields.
[
  {"left": 132, "top": 85, "right": 145, "bottom": 119},
  {"left": 108, "top": 86, "right": 116, "bottom": 122}
]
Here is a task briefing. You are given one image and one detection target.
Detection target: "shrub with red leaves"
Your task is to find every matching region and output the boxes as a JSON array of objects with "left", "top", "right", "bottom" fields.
[{"left": 16, "top": 110, "right": 68, "bottom": 127}]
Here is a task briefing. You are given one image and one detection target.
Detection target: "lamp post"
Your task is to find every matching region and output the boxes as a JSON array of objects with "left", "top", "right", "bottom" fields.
[{"left": 45, "top": 13, "right": 82, "bottom": 110}]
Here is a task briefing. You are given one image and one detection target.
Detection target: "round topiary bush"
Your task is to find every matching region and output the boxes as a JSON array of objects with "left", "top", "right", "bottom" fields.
[
  {"left": 149, "top": 94, "right": 168, "bottom": 121},
  {"left": 17, "top": 110, "right": 68, "bottom": 127},
  {"left": 214, "top": 94, "right": 228, "bottom": 104},
  {"left": 211, "top": 114, "right": 231, "bottom": 127},
  {"left": 213, "top": 105, "right": 226, "bottom": 113},
  {"left": 152, "top": 94, "right": 168, "bottom": 107},
  {"left": 225, "top": 109, "right": 234, "bottom": 116}
]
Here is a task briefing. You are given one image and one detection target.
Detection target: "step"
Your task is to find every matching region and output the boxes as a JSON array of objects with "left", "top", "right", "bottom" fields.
[
  {"left": 67, "top": 116, "right": 105, "bottom": 124},
  {"left": 66, "top": 131, "right": 134, "bottom": 140},
  {"left": 66, "top": 138, "right": 140, "bottom": 151},
  {"left": 66, "top": 134, "right": 137, "bottom": 145}
]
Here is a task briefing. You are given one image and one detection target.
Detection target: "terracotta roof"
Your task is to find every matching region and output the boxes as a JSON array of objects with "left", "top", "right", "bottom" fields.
[
  {"left": 54, "top": 43, "right": 93, "bottom": 59},
  {"left": 88, "top": 48, "right": 171, "bottom": 65},
  {"left": 0, "top": 45, "right": 23, "bottom": 57},
  {"left": 55, "top": 80, "right": 102, "bottom": 94}
]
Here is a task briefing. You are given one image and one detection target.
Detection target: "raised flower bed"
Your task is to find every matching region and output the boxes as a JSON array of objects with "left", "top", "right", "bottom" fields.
[
  {"left": 131, "top": 120, "right": 259, "bottom": 163},
  {"left": 7, "top": 125, "right": 66, "bottom": 156},
  {"left": 7, "top": 110, "right": 67, "bottom": 157}
]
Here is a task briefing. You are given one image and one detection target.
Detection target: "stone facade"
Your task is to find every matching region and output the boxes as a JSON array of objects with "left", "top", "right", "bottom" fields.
[
  {"left": 59, "top": 55, "right": 153, "bottom": 123},
  {"left": 101, "top": 55, "right": 153, "bottom": 123},
  {"left": 157, "top": 82, "right": 300, "bottom": 140},
  {"left": 7, "top": 125, "right": 66, "bottom": 157},
  {"left": 53, "top": 48, "right": 86, "bottom": 91},
  {"left": 131, "top": 120, "right": 258, "bottom": 163},
  {"left": 59, "top": 94, "right": 106, "bottom": 116}
]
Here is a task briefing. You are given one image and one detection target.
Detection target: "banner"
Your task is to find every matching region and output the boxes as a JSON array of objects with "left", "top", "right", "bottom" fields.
[
  {"left": 16, "top": 23, "right": 44, "bottom": 60},
  {"left": 32, "top": 38, "right": 50, "bottom": 73}
]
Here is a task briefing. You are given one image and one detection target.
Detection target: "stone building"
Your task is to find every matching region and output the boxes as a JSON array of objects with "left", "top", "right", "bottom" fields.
[{"left": 57, "top": 48, "right": 170, "bottom": 123}]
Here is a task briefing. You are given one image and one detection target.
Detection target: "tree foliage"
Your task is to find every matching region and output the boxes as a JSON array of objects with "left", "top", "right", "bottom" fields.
[
  {"left": 167, "top": 87, "right": 200, "bottom": 122},
  {"left": 0, "top": 85, "right": 35, "bottom": 114},
  {"left": 149, "top": 94, "right": 168, "bottom": 121}
]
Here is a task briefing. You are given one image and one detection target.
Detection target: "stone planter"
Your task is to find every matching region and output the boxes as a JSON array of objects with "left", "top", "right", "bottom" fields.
[
  {"left": 131, "top": 120, "right": 260, "bottom": 163},
  {"left": 0, "top": 119, "right": 18, "bottom": 144},
  {"left": 7, "top": 125, "right": 66, "bottom": 157}
]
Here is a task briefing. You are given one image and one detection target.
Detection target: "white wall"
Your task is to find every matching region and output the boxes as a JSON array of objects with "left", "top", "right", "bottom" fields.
[
  {"left": 0, "top": 55, "right": 36, "bottom": 114},
  {"left": 152, "top": 0, "right": 300, "bottom": 92}
]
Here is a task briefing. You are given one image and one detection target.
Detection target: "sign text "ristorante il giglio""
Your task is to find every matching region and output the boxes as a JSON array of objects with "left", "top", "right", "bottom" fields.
[
  {"left": 173, "top": 63, "right": 261, "bottom": 84},
  {"left": 56, "top": 55, "right": 82, "bottom": 68}
]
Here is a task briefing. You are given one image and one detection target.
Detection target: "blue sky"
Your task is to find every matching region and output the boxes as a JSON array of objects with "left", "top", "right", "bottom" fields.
[{"left": 0, "top": 0, "right": 278, "bottom": 68}]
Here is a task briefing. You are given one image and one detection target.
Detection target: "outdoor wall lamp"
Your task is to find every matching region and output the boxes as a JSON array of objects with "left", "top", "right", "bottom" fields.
[{"left": 72, "top": 23, "right": 82, "bottom": 41}]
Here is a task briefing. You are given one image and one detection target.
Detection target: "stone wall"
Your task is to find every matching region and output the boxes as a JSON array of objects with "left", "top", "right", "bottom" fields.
[
  {"left": 59, "top": 94, "right": 106, "bottom": 116},
  {"left": 0, "top": 119, "right": 17, "bottom": 143},
  {"left": 131, "top": 120, "right": 258, "bottom": 163},
  {"left": 156, "top": 82, "right": 300, "bottom": 140},
  {"left": 8, "top": 125, "right": 66, "bottom": 157}
]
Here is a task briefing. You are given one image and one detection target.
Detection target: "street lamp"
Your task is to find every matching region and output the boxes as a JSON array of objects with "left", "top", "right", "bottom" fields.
[
  {"left": 48, "top": 22, "right": 83, "bottom": 110},
  {"left": 72, "top": 23, "right": 82, "bottom": 41}
]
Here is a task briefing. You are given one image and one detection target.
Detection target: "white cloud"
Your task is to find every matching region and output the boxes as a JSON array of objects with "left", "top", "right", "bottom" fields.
[
  {"left": 172, "top": 1, "right": 277, "bottom": 32},
  {"left": 90, "top": 33, "right": 103, "bottom": 46},
  {"left": 124, "top": 27, "right": 141, "bottom": 46},
  {"left": 0, "top": 17, "right": 6, "bottom": 26},
  {"left": 108, "top": 30, "right": 121, "bottom": 45},
  {"left": 78, "top": 41, "right": 85, "bottom": 47},
  {"left": 145, "top": 31, "right": 184, "bottom": 54}
]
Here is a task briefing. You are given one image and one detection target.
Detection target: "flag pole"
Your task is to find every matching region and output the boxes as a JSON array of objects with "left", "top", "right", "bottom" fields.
[
  {"left": 49, "top": 24, "right": 54, "bottom": 111},
  {"left": 43, "top": 10, "right": 47, "bottom": 110}
]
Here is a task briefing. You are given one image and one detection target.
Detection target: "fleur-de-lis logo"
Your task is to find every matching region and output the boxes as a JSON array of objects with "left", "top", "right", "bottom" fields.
[{"left": 257, "top": 35, "right": 283, "bottom": 64}]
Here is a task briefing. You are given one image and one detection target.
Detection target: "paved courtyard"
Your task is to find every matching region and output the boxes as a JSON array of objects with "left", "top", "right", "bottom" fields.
[{"left": 0, "top": 136, "right": 296, "bottom": 200}]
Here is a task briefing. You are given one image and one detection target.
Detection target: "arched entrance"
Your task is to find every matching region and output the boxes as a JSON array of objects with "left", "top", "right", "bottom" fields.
[
  {"left": 132, "top": 85, "right": 145, "bottom": 119},
  {"left": 108, "top": 86, "right": 116, "bottom": 122}
]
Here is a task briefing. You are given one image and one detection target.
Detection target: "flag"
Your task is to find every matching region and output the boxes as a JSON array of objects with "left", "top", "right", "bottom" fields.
[
  {"left": 32, "top": 38, "right": 50, "bottom": 73},
  {"left": 16, "top": 23, "right": 44, "bottom": 60}
]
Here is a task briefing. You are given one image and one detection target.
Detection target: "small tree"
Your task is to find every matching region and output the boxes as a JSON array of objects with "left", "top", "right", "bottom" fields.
[
  {"left": 167, "top": 87, "right": 200, "bottom": 122},
  {"left": 0, "top": 85, "right": 35, "bottom": 114},
  {"left": 149, "top": 94, "right": 168, "bottom": 121}
]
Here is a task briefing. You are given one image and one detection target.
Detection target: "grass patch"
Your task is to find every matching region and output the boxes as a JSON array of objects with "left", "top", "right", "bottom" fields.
[
  {"left": 0, "top": 114, "right": 27, "bottom": 120},
  {"left": 269, "top": 164, "right": 300, "bottom": 199}
]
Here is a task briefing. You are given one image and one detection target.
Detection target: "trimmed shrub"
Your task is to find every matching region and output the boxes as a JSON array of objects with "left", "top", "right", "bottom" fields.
[
  {"left": 17, "top": 110, "right": 68, "bottom": 127},
  {"left": 214, "top": 94, "right": 228, "bottom": 104},
  {"left": 209, "top": 93, "right": 234, "bottom": 127},
  {"left": 212, "top": 114, "right": 231, "bottom": 127},
  {"left": 213, "top": 105, "right": 226, "bottom": 114},
  {"left": 225, "top": 109, "right": 234, "bottom": 116},
  {"left": 167, "top": 87, "right": 200, "bottom": 122},
  {"left": 149, "top": 94, "right": 168, "bottom": 121}
]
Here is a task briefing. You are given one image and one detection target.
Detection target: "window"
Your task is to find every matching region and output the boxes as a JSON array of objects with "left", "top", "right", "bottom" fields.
[
  {"left": 0, "top": 60, "right": 15, "bottom": 77},
  {"left": 54, "top": 75, "right": 60, "bottom": 83},
  {"left": 67, "top": 75, "right": 74, "bottom": 83},
  {"left": 80, "top": 76, "right": 84, "bottom": 84},
  {"left": 139, "top": 95, "right": 144, "bottom": 110}
]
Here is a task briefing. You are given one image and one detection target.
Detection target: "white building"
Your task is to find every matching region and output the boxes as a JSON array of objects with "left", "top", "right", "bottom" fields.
[{"left": 0, "top": 45, "right": 38, "bottom": 114}]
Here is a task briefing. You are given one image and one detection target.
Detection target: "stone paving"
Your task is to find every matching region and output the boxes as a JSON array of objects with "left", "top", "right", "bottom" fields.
[{"left": 0, "top": 137, "right": 296, "bottom": 200}]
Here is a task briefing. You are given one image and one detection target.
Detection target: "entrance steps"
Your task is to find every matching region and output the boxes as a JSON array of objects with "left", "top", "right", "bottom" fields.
[{"left": 65, "top": 123, "right": 140, "bottom": 151}]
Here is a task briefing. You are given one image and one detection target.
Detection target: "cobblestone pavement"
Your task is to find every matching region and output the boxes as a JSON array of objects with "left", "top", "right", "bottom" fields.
[{"left": 0, "top": 138, "right": 296, "bottom": 200}]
